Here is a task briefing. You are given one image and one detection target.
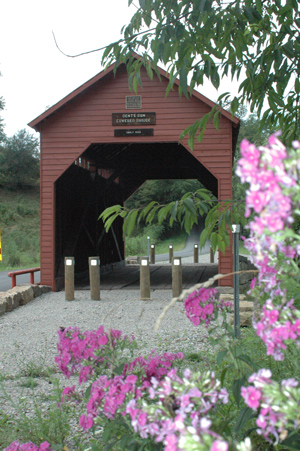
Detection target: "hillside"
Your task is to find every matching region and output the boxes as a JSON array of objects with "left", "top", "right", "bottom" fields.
[{"left": 0, "top": 188, "right": 40, "bottom": 270}]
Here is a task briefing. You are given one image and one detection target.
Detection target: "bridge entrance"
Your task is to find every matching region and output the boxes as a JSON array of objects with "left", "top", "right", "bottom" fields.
[{"left": 29, "top": 58, "right": 239, "bottom": 290}]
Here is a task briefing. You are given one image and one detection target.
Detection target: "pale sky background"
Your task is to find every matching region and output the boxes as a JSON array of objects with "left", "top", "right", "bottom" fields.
[{"left": 0, "top": 0, "right": 238, "bottom": 138}]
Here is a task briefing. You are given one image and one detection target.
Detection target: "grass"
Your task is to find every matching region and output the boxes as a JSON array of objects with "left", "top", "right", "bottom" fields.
[
  {"left": 154, "top": 232, "right": 187, "bottom": 255},
  {"left": 0, "top": 188, "right": 40, "bottom": 270},
  {"left": 0, "top": 323, "right": 299, "bottom": 450}
]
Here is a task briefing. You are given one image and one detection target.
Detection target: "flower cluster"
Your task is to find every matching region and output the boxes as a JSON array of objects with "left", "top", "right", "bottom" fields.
[
  {"left": 236, "top": 135, "right": 300, "bottom": 286},
  {"left": 80, "top": 373, "right": 140, "bottom": 429},
  {"left": 79, "top": 351, "right": 184, "bottom": 430},
  {"left": 126, "top": 368, "right": 229, "bottom": 450},
  {"left": 255, "top": 298, "right": 300, "bottom": 360},
  {"left": 4, "top": 442, "right": 52, "bottom": 451},
  {"left": 55, "top": 326, "right": 135, "bottom": 383},
  {"left": 236, "top": 134, "right": 300, "bottom": 357},
  {"left": 241, "top": 369, "right": 300, "bottom": 444},
  {"left": 127, "top": 351, "right": 185, "bottom": 383},
  {"left": 184, "top": 287, "right": 232, "bottom": 327}
]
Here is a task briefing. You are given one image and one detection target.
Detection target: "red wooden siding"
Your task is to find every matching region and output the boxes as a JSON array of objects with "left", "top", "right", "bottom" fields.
[{"left": 30, "top": 62, "right": 238, "bottom": 289}]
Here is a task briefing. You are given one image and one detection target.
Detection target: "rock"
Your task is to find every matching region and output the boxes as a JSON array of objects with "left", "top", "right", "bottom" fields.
[
  {"left": 229, "top": 301, "right": 254, "bottom": 327},
  {"left": 19, "top": 287, "right": 34, "bottom": 305},
  {"left": 0, "top": 297, "right": 7, "bottom": 314},
  {"left": 0, "top": 285, "right": 52, "bottom": 317},
  {"left": 31, "top": 285, "right": 51, "bottom": 298}
]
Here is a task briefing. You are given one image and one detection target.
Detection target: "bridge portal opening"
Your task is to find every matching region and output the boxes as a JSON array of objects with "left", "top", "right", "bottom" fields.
[{"left": 54, "top": 142, "right": 218, "bottom": 290}]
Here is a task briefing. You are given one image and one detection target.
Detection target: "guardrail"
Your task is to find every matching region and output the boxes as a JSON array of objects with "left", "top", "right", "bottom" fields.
[{"left": 7, "top": 267, "right": 40, "bottom": 289}]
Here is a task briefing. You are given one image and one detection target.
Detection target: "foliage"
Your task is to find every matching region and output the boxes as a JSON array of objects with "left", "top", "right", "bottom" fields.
[
  {"left": 126, "top": 180, "right": 204, "bottom": 239},
  {"left": 126, "top": 180, "right": 204, "bottom": 210},
  {"left": 0, "top": 188, "right": 40, "bottom": 269},
  {"left": 0, "top": 95, "right": 5, "bottom": 145},
  {"left": 101, "top": 188, "right": 246, "bottom": 254},
  {"left": 0, "top": 129, "right": 39, "bottom": 190},
  {"left": 102, "top": 0, "right": 300, "bottom": 144},
  {"left": 0, "top": 378, "right": 71, "bottom": 450}
]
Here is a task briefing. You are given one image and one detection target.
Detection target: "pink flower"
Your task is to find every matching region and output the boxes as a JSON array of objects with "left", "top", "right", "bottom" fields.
[
  {"left": 241, "top": 386, "right": 261, "bottom": 409},
  {"left": 79, "top": 413, "right": 94, "bottom": 430},
  {"left": 211, "top": 440, "right": 228, "bottom": 451},
  {"left": 61, "top": 384, "right": 76, "bottom": 402},
  {"left": 164, "top": 433, "right": 178, "bottom": 451},
  {"left": 247, "top": 190, "right": 269, "bottom": 213}
]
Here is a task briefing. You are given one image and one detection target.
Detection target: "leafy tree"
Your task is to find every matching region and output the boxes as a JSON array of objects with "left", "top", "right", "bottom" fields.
[
  {"left": 102, "top": 0, "right": 300, "bottom": 143},
  {"left": 0, "top": 96, "right": 5, "bottom": 144},
  {"left": 126, "top": 179, "right": 204, "bottom": 210},
  {"left": 126, "top": 179, "right": 204, "bottom": 239},
  {"left": 0, "top": 129, "right": 40, "bottom": 190},
  {"left": 100, "top": 0, "right": 299, "bottom": 250}
]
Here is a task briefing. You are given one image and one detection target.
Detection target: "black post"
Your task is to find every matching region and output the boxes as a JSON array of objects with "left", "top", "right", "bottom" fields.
[{"left": 232, "top": 224, "right": 240, "bottom": 338}]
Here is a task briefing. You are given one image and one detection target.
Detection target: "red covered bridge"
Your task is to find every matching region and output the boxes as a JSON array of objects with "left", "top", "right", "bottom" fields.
[{"left": 29, "top": 57, "right": 240, "bottom": 291}]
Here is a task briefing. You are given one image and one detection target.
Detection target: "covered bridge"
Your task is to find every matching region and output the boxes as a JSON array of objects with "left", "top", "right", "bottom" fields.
[{"left": 29, "top": 56, "right": 240, "bottom": 291}]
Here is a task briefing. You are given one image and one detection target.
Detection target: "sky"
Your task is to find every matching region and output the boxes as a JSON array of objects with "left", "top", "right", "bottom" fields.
[{"left": 0, "top": 0, "right": 238, "bottom": 138}]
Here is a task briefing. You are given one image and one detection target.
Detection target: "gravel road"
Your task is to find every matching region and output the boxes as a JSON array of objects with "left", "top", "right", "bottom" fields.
[{"left": 0, "top": 287, "right": 216, "bottom": 449}]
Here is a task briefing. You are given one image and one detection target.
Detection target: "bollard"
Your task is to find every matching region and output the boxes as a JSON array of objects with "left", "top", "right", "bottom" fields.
[
  {"left": 210, "top": 246, "right": 214, "bottom": 263},
  {"left": 194, "top": 244, "right": 199, "bottom": 263},
  {"left": 172, "top": 257, "right": 182, "bottom": 298},
  {"left": 65, "top": 257, "right": 75, "bottom": 301},
  {"left": 147, "top": 236, "right": 150, "bottom": 261},
  {"left": 232, "top": 224, "right": 240, "bottom": 339},
  {"left": 150, "top": 244, "right": 155, "bottom": 264},
  {"left": 89, "top": 256, "right": 100, "bottom": 300},
  {"left": 140, "top": 257, "right": 150, "bottom": 300},
  {"left": 169, "top": 244, "right": 173, "bottom": 263}
]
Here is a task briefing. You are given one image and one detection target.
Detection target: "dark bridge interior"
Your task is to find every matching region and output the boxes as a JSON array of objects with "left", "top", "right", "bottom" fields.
[{"left": 54, "top": 142, "right": 218, "bottom": 290}]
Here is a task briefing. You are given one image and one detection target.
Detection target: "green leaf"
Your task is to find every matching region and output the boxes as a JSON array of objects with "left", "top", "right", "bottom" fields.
[
  {"left": 217, "top": 350, "right": 228, "bottom": 365},
  {"left": 102, "top": 422, "right": 114, "bottom": 443},
  {"left": 114, "top": 363, "right": 126, "bottom": 375},
  {"left": 220, "top": 367, "right": 228, "bottom": 386},
  {"left": 104, "top": 213, "right": 120, "bottom": 232},
  {"left": 200, "top": 228, "right": 208, "bottom": 249},
  {"left": 282, "top": 432, "right": 300, "bottom": 450},
  {"left": 133, "top": 75, "right": 138, "bottom": 93},
  {"left": 295, "top": 77, "right": 300, "bottom": 94},
  {"left": 236, "top": 354, "right": 259, "bottom": 370},
  {"left": 231, "top": 97, "right": 239, "bottom": 115},
  {"left": 232, "top": 377, "right": 246, "bottom": 407},
  {"left": 234, "top": 406, "right": 256, "bottom": 433},
  {"left": 213, "top": 111, "right": 220, "bottom": 130},
  {"left": 104, "top": 440, "right": 119, "bottom": 451},
  {"left": 84, "top": 384, "right": 92, "bottom": 401},
  {"left": 124, "top": 209, "right": 138, "bottom": 236},
  {"left": 182, "top": 197, "right": 197, "bottom": 216},
  {"left": 142, "top": 200, "right": 158, "bottom": 218},
  {"left": 179, "top": 65, "right": 188, "bottom": 97},
  {"left": 217, "top": 234, "right": 226, "bottom": 254},
  {"left": 99, "top": 204, "right": 122, "bottom": 220}
]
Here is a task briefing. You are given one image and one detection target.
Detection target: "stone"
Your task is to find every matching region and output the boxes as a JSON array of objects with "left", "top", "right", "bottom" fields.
[
  {"left": 216, "top": 287, "right": 234, "bottom": 295},
  {"left": 0, "top": 285, "right": 51, "bottom": 317},
  {"left": 0, "top": 299, "right": 8, "bottom": 315},
  {"left": 31, "top": 285, "right": 51, "bottom": 298},
  {"left": 20, "top": 287, "right": 34, "bottom": 305},
  {"left": 229, "top": 300, "right": 254, "bottom": 327},
  {"left": 5, "top": 294, "right": 14, "bottom": 312}
]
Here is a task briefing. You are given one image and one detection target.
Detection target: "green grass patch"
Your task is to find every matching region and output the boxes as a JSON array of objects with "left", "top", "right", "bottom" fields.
[
  {"left": 154, "top": 232, "right": 186, "bottom": 255},
  {"left": 0, "top": 188, "right": 40, "bottom": 270}
]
